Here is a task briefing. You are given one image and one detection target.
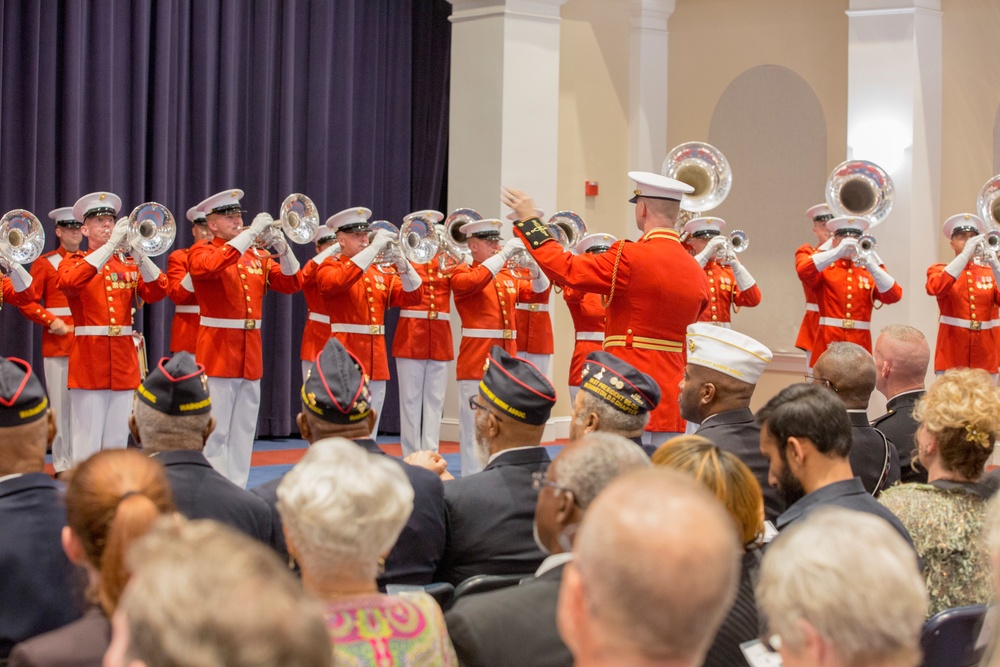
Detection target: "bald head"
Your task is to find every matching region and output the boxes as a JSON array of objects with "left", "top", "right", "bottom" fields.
[
  {"left": 813, "top": 342, "right": 876, "bottom": 410},
  {"left": 873, "top": 325, "right": 929, "bottom": 400},
  {"left": 558, "top": 468, "right": 740, "bottom": 666}
]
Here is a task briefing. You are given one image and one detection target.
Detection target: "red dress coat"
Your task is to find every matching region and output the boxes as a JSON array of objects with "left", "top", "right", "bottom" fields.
[
  {"left": 316, "top": 256, "right": 421, "bottom": 381},
  {"left": 696, "top": 259, "right": 762, "bottom": 324},
  {"left": 18, "top": 248, "right": 74, "bottom": 357},
  {"left": 3, "top": 276, "right": 35, "bottom": 309},
  {"left": 57, "top": 251, "right": 168, "bottom": 390},
  {"left": 514, "top": 225, "right": 709, "bottom": 433},
  {"left": 794, "top": 243, "right": 821, "bottom": 352},
  {"left": 562, "top": 287, "right": 605, "bottom": 387},
  {"left": 391, "top": 262, "right": 454, "bottom": 362},
  {"left": 299, "top": 257, "right": 332, "bottom": 364},
  {"left": 926, "top": 261, "right": 1000, "bottom": 373},
  {"left": 188, "top": 237, "right": 302, "bottom": 380},
  {"left": 515, "top": 283, "right": 554, "bottom": 355},
  {"left": 166, "top": 248, "right": 201, "bottom": 354}
]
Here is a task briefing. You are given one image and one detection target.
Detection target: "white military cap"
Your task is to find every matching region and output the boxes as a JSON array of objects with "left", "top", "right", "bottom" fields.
[
  {"left": 404, "top": 209, "right": 444, "bottom": 224},
  {"left": 683, "top": 216, "right": 727, "bottom": 238},
  {"left": 942, "top": 213, "right": 986, "bottom": 239},
  {"left": 806, "top": 203, "right": 833, "bottom": 222},
  {"left": 826, "top": 216, "right": 870, "bottom": 235},
  {"left": 325, "top": 207, "right": 373, "bottom": 232},
  {"left": 197, "top": 189, "right": 245, "bottom": 216},
  {"left": 686, "top": 322, "right": 772, "bottom": 385},
  {"left": 48, "top": 207, "right": 80, "bottom": 227},
  {"left": 506, "top": 208, "right": 544, "bottom": 221},
  {"left": 628, "top": 171, "right": 694, "bottom": 203},
  {"left": 186, "top": 205, "right": 207, "bottom": 225},
  {"left": 460, "top": 218, "right": 503, "bottom": 238},
  {"left": 72, "top": 192, "right": 122, "bottom": 222},
  {"left": 576, "top": 233, "right": 617, "bottom": 254}
]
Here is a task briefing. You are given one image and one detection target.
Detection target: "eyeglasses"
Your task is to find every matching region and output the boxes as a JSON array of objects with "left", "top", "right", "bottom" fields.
[
  {"left": 803, "top": 374, "right": 838, "bottom": 393},
  {"left": 468, "top": 396, "right": 503, "bottom": 420},
  {"left": 531, "top": 469, "right": 572, "bottom": 496}
]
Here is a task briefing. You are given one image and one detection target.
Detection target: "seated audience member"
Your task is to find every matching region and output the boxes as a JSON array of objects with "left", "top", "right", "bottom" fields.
[
  {"left": 879, "top": 368, "right": 1000, "bottom": 615},
  {"left": 0, "top": 356, "right": 80, "bottom": 659},
  {"left": 558, "top": 468, "right": 741, "bottom": 667},
  {"left": 10, "top": 449, "right": 174, "bottom": 667},
  {"left": 756, "top": 383, "right": 915, "bottom": 548},
  {"left": 434, "top": 345, "right": 557, "bottom": 586},
  {"left": 277, "top": 438, "right": 457, "bottom": 664},
  {"left": 680, "top": 323, "right": 782, "bottom": 520},
  {"left": 445, "top": 432, "right": 651, "bottom": 667},
  {"left": 569, "top": 352, "right": 661, "bottom": 450},
  {"left": 104, "top": 518, "right": 331, "bottom": 667},
  {"left": 652, "top": 436, "right": 764, "bottom": 667},
  {"left": 129, "top": 351, "right": 275, "bottom": 546},
  {"left": 811, "top": 341, "right": 901, "bottom": 494},
  {"left": 872, "top": 325, "right": 930, "bottom": 483},
  {"left": 756, "top": 508, "right": 928, "bottom": 667},
  {"left": 252, "top": 338, "right": 446, "bottom": 587}
]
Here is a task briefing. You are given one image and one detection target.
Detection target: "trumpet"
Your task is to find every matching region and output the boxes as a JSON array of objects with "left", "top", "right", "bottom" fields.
[
  {"left": 715, "top": 230, "right": 749, "bottom": 263},
  {"left": 114, "top": 202, "right": 176, "bottom": 258},
  {"left": 826, "top": 160, "right": 894, "bottom": 228},
  {"left": 254, "top": 193, "right": 320, "bottom": 250},
  {"left": 506, "top": 247, "right": 541, "bottom": 280},
  {"left": 0, "top": 209, "right": 45, "bottom": 270}
]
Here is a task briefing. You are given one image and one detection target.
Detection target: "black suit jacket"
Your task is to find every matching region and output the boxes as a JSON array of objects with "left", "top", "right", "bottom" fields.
[
  {"left": 8, "top": 607, "right": 110, "bottom": 667},
  {"left": 152, "top": 450, "right": 276, "bottom": 547},
  {"left": 848, "top": 411, "right": 900, "bottom": 494},
  {"left": 445, "top": 560, "right": 571, "bottom": 667},
  {"left": 251, "top": 439, "right": 447, "bottom": 588},
  {"left": 696, "top": 408, "right": 784, "bottom": 521},
  {"left": 435, "top": 447, "right": 550, "bottom": 587},
  {"left": 704, "top": 551, "right": 760, "bottom": 667},
  {"left": 872, "top": 391, "right": 926, "bottom": 484},
  {"left": 0, "top": 474, "right": 82, "bottom": 660}
]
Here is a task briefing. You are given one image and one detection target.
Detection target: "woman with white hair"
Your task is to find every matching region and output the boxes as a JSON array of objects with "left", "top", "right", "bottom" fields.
[{"left": 277, "top": 437, "right": 457, "bottom": 665}]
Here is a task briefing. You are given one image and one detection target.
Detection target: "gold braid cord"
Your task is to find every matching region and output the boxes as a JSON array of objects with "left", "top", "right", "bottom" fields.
[{"left": 602, "top": 241, "right": 626, "bottom": 308}]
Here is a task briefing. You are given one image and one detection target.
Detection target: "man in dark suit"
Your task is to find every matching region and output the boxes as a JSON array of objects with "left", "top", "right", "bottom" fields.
[
  {"left": 0, "top": 356, "right": 81, "bottom": 659},
  {"left": 812, "top": 342, "right": 900, "bottom": 494},
  {"left": 872, "top": 325, "right": 929, "bottom": 483},
  {"left": 251, "top": 338, "right": 447, "bottom": 588},
  {"left": 129, "top": 351, "right": 275, "bottom": 547},
  {"left": 445, "top": 432, "right": 651, "bottom": 667},
  {"left": 679, "top": 323, "right": 783, "bottom": 520},
  {"left": 434, "top": 345, "right": 558, "bottom": 586}
]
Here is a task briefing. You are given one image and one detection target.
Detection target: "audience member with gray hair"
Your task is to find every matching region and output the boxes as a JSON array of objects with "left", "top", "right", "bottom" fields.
[
  {"left": 278, "top": 438, "right": 457, "bottom": 663},
  {"left": 872, "top": 325, "right": 930, "bottom": 483},
  {"left": 811, "top": 341, "right": 901, "bottom": 494},
  {"left": 446, "top": 432, "right": 651, "bottom": 667},
  {"left": 756, "top": 508, "right": 927, "bottom": 667},
  {"left": 104, "top": 517, "right": 331, "bottom": 667},
  {"left": 558, "top": 468, "right": 741, "bottom": 667}
]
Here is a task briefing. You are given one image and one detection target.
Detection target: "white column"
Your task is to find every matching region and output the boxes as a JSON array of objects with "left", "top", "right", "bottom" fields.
[{"left": 846, "top": 0, "right": 942, "bottom": 348}]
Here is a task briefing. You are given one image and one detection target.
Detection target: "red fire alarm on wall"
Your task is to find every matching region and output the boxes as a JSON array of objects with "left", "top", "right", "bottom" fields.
[{"left": 585, "top": 181, "right": 599, "bottom": 197}]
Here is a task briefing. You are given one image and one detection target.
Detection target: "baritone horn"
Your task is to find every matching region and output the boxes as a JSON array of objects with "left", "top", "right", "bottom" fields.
[
  {"left": 437, "top": 208, "right": 481, "bottom": 271},
  {"left": 825, "top": 160, "right": 894, "bottom": 228},
  {"left": 369, "top": 219, "right": 438, "bottom": 275},
  {"left": 661, "top": 142, "right": 732, "bottom": 230},
  {"left": 254, "top": 193, "right": 320, "bottom": 250},
  {"left": 115, "top": 203, "right": 176, "bottom": 257},
  {"left": 0, "top": 209, "right": 45, "bottom": 269},
  {"left": 547, "top": 211, "right": 587, "bottom": 250}
]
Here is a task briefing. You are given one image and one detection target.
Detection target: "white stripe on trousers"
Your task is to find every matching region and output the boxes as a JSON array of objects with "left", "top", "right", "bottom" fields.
[
  {"left": 204, "top": 378, "right": 261, "bottom": 488},
  {"left": 459, "top": 380, "right": 484, "bottom": 476},
  {"left": 369, "top": 380, "right": 387, "bottom": 440},
  {"left": 395, "top": 358, "right": 449, "bottom": 456},
  {"left": 43, "top": 357, "right": 72, "bottom": 472},
  {"left": 68, "top": 389, "right": 132, "bottom": 466}
]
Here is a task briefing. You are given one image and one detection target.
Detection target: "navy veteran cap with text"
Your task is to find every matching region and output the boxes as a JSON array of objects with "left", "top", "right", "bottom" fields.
[
  {"left": 136, "top": 352, "right": 212, "bottom": 415},
  {"left": 580, "top": 351, "right": 661, "bottom": 416},
  {"left": 479, "top": 346, "right": 556, "bottom": 425},
  {"left": 0, "top": 357, "right": 49, "bottom": 427},
  {"left": 301, "top": 339, "right": 374, "bottom": 424}
]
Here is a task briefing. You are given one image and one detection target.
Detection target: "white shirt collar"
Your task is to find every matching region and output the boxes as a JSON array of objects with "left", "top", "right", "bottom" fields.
[
  {"left": 487, "top": 445, "right": 540, "bottom": 466},
  {"left": 534, "top": 552, "right": 574, "bottom": 577},
  {"left": 0, "top": 473, "right": 25, "bottom": 485}
]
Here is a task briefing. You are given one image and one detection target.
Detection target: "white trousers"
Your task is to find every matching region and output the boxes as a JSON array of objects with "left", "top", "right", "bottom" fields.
[
  {"left": 204, "top": 378, "right": 261, "bottom": 488},
  {"left": 568, "top": 385, "right": 580, "bottom": 405},
  {"left": 369, "top": 380, "right": 386, "bottom": 439},
  {"left": 68, "top": 389, "right": 132, "bottom": 467},
  {"left": 641, "top": 431, "right": 684, "bottom": 450},
  {"left": 458, "top": 380, "right": 484, "bottom": 477},
  {"left": 521, "top": 353, "right": 552, "bottom": 382},
  {"left": 396, "top": 358, "right": 448, "bottom": 455},
  {"left": 44, "top": 357, "right": 72, "bottom": 472}
]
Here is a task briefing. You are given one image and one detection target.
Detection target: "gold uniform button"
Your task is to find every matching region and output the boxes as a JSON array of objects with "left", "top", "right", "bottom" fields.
[
  {"left": 109, "top": 307, "right": 115, "bottom": 313},
  {"left": 711, "top": 315, "right": 718, "bottom": 321},
  {"left": 243, "top": 285, "right": 249, "bottom": 290},
  {"left": 971, "top": 304, "right": 977, "bottom": 310},
  {"left": 105, "top": 275, "right": 111, "bottom": 281},
  {"left": 710, "top": 287, "right": 715, "bottom": 293},
  {"left": 504, "top": 319, "right": 509, "bottom": 325},
  {"left": 240, "top": 274, "right": 246, "bottom": 280},
  {"left": 368, "top": 297, "right": 374, "bottom": 303},
  {"left": 245, "top": 296, "right": 251, "bottom": 302},
  {"left": 364, "top": 277, "right": 370, "bottom": 283},
  {"left": 707, "top": 271, "right": 713, "bottom": 277},
  {"left": 711, "top": 306, "right": 717, "bottom": 311},
  {"left": 247, "top": 308, "right": 253, "bottom": 314},
  {"left": 107, "top": 296, "right": 113, "bottom": 302},
  {"left": 370, "top": 307, "right": 375, "bottom": 312},
  {"left": 847, "top": 269, "right": 853, "bottom": 275},
  {"left": 110, "top": 318, "right": 117, "bottom": 324},
  {"left": 106, "top": 286, "right": 112, "bottom": 292},
  {"left": 367, "top": 287, "right": 372, "bottom": 292},
  {"left": 967, "top": 271, "right": 973, "bottom": 276},
  {"left": 847, "top": 295, "right": 853, "bottom": 300},
  {"left": 711, "top": 297, "right": 717, "bottom": 302},
  {"left": 627, "top": 328, "right": 633, "bottom": 334}
]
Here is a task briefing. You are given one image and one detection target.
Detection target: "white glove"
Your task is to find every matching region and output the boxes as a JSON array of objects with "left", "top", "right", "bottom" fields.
[
  {"left": 944, "top": 234, "right": 983, "bottom": 279},
  {"left": 349, "top": 231, "right": 394, "bottom": 272},
  {"left": 986, "top": 252, "right": 1000, "bottom": 283},
  {"left": 398, "top": 260, "right": 422, "bottom": 292},
  {"left": 179, "top": 273, "right": 194, "bottom": 292},
  {"left": 227, "top": 213, "right": 274, "bottom": 255},
  {"left": 8, "top": 263, "right": 31, "bottom": 292},
  {"left": 731, "top": 261, "right": 756, "bottom": 291},
  {"left": 694, "top": 236, "right": 727, "bottom": 268},
  {"left": 481, "top": 251, "right": 507, "bottom": 276},
  {"left": 137, "top": 255, "right": 161, "bottom": 282},
  {"left": 108, "top": 217, "right": 129, "bottom": 248},
  {"left": 271, "top": 234, "right": 289, "bottom": 256},
  {"left": 310, "top": 242, "right": 341, "bottom": 266},
  {"left": 866, "top": 263, "right": 896, "bottom": 293},
  {"left": 499, "top": 237, "right": 525, "bottom": 260},
  {"left": 812, "top": 239, "right": 856, "bottom": 272},
  {"left": 530, "top": 270, "right": 550, "bottom": 292},
  {"left": 279, "top": 246, "right": 300, "bottom": 276},
  {"left": 249, "top": 213, "right": 273, "bottom": 236}
]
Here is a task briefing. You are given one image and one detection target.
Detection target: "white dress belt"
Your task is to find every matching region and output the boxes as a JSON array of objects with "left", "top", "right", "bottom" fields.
[
  {"left": 200, "top": 316, "right": 263, "bottom": 330},
  {"left": 939, "top": 316, "right": 994, "bottom": 330},
  {"left": 331, "top": 323, "right": 385, "bottom": 335},
  {"left": 308, "top": 312, "right": 331, "bottom": 324},
  {"left": 805, "top": 303, "right": 819, "bottom": 312},
  {"left": 818, "top": 317, "right": 870, "bottom": 331},
  {"left": 47, "top": 307, "right": 72, "bottom": 317},
  {"left": 462, "top": 327, "right": 516, "bottom": 339},
  {"left": 400, "top": 309, "right": 451, "bottom": 321},
  {"left": 174, "top": 305, "right": 199, "bottom": 314},
  {"left": 708, "top": 322, "right": 733, "bottom": 329},
  {"left": 75, "top": 325, "right": 133, "bottom": 336},
  {"left": 575, "top": 331, "right": 604, "bottom": 341},
  {"left": 515, "top": 303, "right": 550, "bottom": 312}
]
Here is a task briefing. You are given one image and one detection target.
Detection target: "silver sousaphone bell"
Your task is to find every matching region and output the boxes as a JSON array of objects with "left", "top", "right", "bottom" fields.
[{"left": 0, "top": 209, "right": 45, "bottom": 270}]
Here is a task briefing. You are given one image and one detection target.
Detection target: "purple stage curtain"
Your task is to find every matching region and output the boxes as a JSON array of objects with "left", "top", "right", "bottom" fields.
[{"left": 0, "top": 0, "right": 451, "bottom": 437}]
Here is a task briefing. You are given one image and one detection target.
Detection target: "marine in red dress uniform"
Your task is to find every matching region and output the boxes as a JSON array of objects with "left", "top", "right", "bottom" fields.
[
  {"left": 17, "top": 207, "right": 80, "bottom": 471},
  {"left": 188, "top": 189, "right": 303, "bottom": 487},
  {"left": 57, "top": 192, "right": 169, "bottom": 463},
  {"left": 298, "top": 230, "right": 340, "bottom": 382},
  {"left": 562, "top": 233, "right": 612, "bottom": 402},
  {"left": 926, "top": 213, "right": 1000, "bottom": 374},
  {"left": 794, "top": 204, "right": 834, "bottom": 365},
  {"left": 796, "top": 215, "right": 903, "bottom": 366},
  {"left": 684, "top": 216, "right": 761, "bottom": 327},
  {"left": 165, "top": 206, "right": 213, "bottom": 354},
  {"left": 504, "top": 172, "right": 710, "bottom": 446}
]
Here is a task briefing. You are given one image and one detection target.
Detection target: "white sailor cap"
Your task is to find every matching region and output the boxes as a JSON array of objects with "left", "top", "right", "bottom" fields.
[
  {"left": 186, "top": 205, "right": 207, "bottom": 225},
  {"left": 826, "top": 216, "right": 870, "bottom": 235},
  {"left": 506, "top": 208, "right": 544, "bottom": 221},
  {"left": 628, "top": 171, "right": 694, "bottom": 203},
  {"left": 49, "top": 207, "right": 80, "bottom": 227},
  {"left": 806, "top": 203, "right": 833, "bottom": 223},
  {"left": 686, "top": 322, "right": 772, "bottom": 385},
  {"left": 197, "top": 189, "right": 245, "bottom": 217},
  {"left": 576, "top": 233, "right": 617, "bottom": 254},
  {"left": 942, "top": 213, "right": 986, "bottom": 239},
  {"left": 683, "top": 216, "right": 726, "bottom": 238},
  {"left": 72, "top": 192, "right": 122, "bottom": 222},
  {"left": 404, "top": 209, "right": 444, "bottom": 225},
  {"left": 460, "top": 218, "right": 504, "bottom": 239},
  {"left": 326, "top": 207, "right": 373, "bottom": 232}
]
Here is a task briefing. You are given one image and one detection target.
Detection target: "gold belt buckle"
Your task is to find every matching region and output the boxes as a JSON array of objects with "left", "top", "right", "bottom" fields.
[
  {"left": 370, "top": 324, "right": 382, "bottom": 335},
  {"left": 842, "top": 319, "right": 854, "bottom": 329},
  {"left": 972, "top": 320, "right": 982, "bottom": 330},
  {"left": 244, "top": 319, "right": 256, "bottom": 330},
  {"left": 503, "top": 329, "right": 513, "bottom": 340},
  {"left": 108, "top": 325, "right": 122, "bottom": 336},
  {"left": 428, "top": 312, "right": 438, "bottom": 320},
  {"left": 530, "top": 304, "right": 540, "bottom": 312}
]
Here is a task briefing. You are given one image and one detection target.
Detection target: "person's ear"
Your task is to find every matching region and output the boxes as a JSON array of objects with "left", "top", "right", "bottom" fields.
[
  {"left": 365, "top": 410, "right": 378, "bottom": 433},
  {"left": 487, "top": 412, "right": 502, "bottom": 438},
  {"left": 61, "top": 526, "right": 87, "bottom": 566},
  {"left": 701, "top": 382, "right": 716, "bottom": 404},
  {"left": 203, "top": 417, "right": 216, "bottom": 444},
  {"left": 555, "top": 490, "right": 576, "bottom": 527},
  {"left": 46, "top": 410, "right": 57, "bottom": 447},
  {"left": 786, "top": 436, "right": 807, "bottom": 467},
  {"left": 583, "top": 411, "right": 600, "bottom": 434},
  {"left": 296, "top": 412, "right": 312, "bottom": 442}
]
